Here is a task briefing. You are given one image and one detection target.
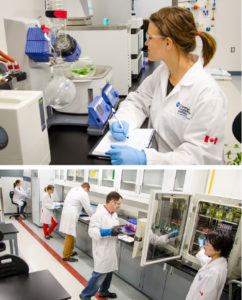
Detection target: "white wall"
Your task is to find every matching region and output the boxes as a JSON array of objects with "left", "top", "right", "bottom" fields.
[
  {"left": 207, "top": 0, "right": 241, "bottom": 71},
  {"left": 91, "top": 0, "right": 172, "bottom": 24},
  {"left": 208, "top": 169, "right": 242, "bottom": 199},
  {"left": 134, "top": 0, "right": 172, "bottom": 19},
  {"left": 178, "top": 0, "right": 241, "bottom": 72},
  {"left": 0, "top": 0, "right": 44, "bottom": 52}
]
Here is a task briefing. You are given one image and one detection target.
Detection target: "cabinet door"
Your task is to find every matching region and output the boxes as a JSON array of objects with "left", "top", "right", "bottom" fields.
[
  {"left": 60, "top": 169, "right": 66, "bottom": 181},
  {"left": 67, "top": 169, "right": 75, "bottom": 182},
  {"left": 119, "top": 170, "right": 139, "bottom": 199},
  {"left": 117, "top": 242, "right": 143, "bottom": 288},
  {"left": 162, "top": 267, "right": 193, "bottom": 300},
  {"left": 55, "top": 170, "right": 60, "bottom": 180},
  {"left": 101, "top": 169, "right": 116, "bottom": 188},
  {"left": 173, "top": 170, "right": 187, "bottom": 191},
  {"left": 88, "top": 169, "right": 100, "bottom": 186},
  {"left": 76, "top": 170, "right": 85, "bottom": 183},
  {"left": 141, "top": 262, "right": 167, "bottom": 300},
  {"left": 141, "top": 191, "right": 191, "bottom": 266},
  {"left": 140, "top": 169, "right": 164, "bottom": 198}
]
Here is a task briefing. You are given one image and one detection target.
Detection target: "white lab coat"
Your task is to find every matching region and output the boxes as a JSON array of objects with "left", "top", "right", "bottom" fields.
[
  {"left": 13, "top": 186, "right": 29, "bottom": 206},
  {"left": 112, "top": 57, "right": 227, "bottom": 165},
  {"left": 59, "top": 187, "right": 93, "bottom": 237},
  {"left": 88, "top": 204, "right": 119, "bottom": 273},
  {"left": 40, "top": 192, "right": 56, "bottom": 224},
  {"left": 186, "top": 249, "right": 228, "bottom": 300}
]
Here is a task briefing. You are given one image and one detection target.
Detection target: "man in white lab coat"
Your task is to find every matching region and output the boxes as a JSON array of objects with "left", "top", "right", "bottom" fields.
[
  {"left": 80, "top": 191, "right": 123, "bottom": 300},
  {"left": 59, "top": 182, "right": 93, "bottom": 262},
  {"left": 186, "top": 231, "right": 233, "bottom": 300}
]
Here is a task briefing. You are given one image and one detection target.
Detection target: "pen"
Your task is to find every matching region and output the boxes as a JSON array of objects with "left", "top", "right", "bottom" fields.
[
  {"left": 112, "top": 108, "right": 123, "bottom": 129},
  {"left": 111, "top": 108, "right": 129, "bottom": 139}
]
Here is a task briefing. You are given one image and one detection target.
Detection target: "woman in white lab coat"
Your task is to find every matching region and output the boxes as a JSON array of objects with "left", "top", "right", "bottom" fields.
[
  {"left": 186, "top": 231, "right": 233, "bottom": 300},
  {"left": 13, "top": 180, "right": 30, "bottom": 219},
  {"left": 107, "top": 6, "right": 227, "bottom": 165},
  {"left": 40, "top": 185, "right": 58, "bottom": 240}
]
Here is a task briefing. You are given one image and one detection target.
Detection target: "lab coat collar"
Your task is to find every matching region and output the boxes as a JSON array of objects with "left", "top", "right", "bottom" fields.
[
  {"left": 178, "top": 55, "right": 203, "bottom": 87},
  {"left": 160, "top": 55, "right": 203, "bottom": 99},
  {"left": 203, "top": 256, "right": 227, "bottom": 270},
  {"left": 104, "top": 204, "right": 114, "bottom": 215}
]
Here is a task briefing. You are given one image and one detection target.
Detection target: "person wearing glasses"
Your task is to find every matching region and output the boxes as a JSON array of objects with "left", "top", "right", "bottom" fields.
[
  {"left": 186, "top": 231, "right": 233, "bottom": 300},
  {"left": 107, "top": 6, "right": 227, "bottom": 165}
]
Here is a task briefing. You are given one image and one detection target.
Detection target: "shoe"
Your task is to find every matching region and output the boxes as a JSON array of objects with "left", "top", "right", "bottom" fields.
[
  {"left": 62, "top": 257, "right": 78, "bottom": 262},
  {"left": 20, "top": 214, "right": 25, "bottom": 219},
  {"left": 48, "top": 234, "right": 53, "bottom": 238},
  {"left": 71, "top": 251, "right": 77, "bottom": 257},
  {"left": 44, "top": 236, "right": 50, "bottom": 240},
  {"left": 79, "top": 294, "right": 84, "bottom": 300},
  {"left": 99, "top": 292, "right": 117, "bottom": 298}
]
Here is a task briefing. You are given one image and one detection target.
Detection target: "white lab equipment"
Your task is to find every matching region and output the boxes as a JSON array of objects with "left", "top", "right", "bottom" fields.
[
  {"left": 132, "top": 218, "right": 147, "bottom": 258},
  {"left": 4, "top": 18, "right": 113, "bottom": 120},
  {"left": 53, "top": 65, "right": 112, "bottom": 114},
  {"left": 0, "top": 90, "right": 50, "bottom": 165}
]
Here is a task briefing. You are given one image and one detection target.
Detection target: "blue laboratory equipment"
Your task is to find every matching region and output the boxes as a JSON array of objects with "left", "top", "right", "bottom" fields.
[
  {"left": 102, "top": 84, "right": 119, "bottom": 109},
  {"left": 25, "top": 27, "right": 51, "bottom": 62},
  {"left": 87, "top": 96, "right": 112, "bottom": 135}
]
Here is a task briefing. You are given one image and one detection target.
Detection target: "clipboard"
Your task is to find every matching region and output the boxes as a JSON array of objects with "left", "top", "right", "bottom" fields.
[{"left": 89, "top": 128, "right": 155, "bottom": 159}]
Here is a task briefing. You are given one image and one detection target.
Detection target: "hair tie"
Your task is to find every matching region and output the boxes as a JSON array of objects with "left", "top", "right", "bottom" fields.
[{"left": 197, "top": 31, "right": 200, "bottom": 36}]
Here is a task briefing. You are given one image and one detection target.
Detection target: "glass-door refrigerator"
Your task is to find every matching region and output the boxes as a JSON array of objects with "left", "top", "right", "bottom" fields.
[{"left": 182, "top": 193, "right": 241, "bottom": 280}]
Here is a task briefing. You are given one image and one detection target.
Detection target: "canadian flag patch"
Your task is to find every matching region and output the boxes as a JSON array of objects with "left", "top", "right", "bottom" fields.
[
  {"left": 200, "top": 291, "right": 204, "bottom": 296},
  {"left": 204, "top": 135, "right": 218, "bottom": 144}
]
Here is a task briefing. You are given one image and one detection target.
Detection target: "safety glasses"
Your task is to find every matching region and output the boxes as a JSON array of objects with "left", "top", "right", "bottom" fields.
[{"left": 146, "top": 32, "right": 165, "bottom": 42}]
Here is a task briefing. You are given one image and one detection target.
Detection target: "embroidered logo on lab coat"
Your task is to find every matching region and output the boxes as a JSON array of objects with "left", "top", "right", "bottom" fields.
[
  {"left": 200, "top": 291, "right": 204, "bottom": 296},
  {"left": 176, "top": 102, "right": 191, "bottom": 120}
]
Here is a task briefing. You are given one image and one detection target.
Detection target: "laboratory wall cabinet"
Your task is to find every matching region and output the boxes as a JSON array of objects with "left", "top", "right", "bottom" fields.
[{"left": 53, "top": 169, "right": 206, "bottom": 204}]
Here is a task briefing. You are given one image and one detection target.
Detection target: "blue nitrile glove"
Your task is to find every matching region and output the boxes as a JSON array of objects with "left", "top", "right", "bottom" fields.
[
  {"left": 100, "top": 229, "right": 112, "bottom": 237},
  {"left": 100, "top": 228, "right": 122, "bottom": 237},
  {"left": 106, "top": 145, "right": 147, "bottom": 165},
  {"left": 54, "top": 204, "right": 59, "bottom": 209},
  {"left": 110, "top": 121, "right": 129, "bottom": 141},
  {"left": 168, "top": 229, "right": 179, "bottom": 238},
  {"left": 198, "top": 237, "right": 206, "bottom": 248}
]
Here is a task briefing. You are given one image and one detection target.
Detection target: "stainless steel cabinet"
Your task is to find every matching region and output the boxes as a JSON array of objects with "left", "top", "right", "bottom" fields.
[{"left": 162, "top": 267, "right": 193, "bottom": 300}]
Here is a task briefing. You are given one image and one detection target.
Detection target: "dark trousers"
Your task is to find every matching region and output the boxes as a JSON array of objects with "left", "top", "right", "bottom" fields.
[{"left": 20, "top": 200, "right": 27, "bottom": 214}]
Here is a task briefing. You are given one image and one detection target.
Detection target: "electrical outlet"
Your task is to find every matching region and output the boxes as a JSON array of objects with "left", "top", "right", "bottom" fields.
[{"left": 231, "top": 47, "right": 236, "bottom": 53}]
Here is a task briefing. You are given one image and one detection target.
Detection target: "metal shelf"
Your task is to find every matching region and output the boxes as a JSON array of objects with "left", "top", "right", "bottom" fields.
[{"left": 198, "top": 214, "right": 238, "bottom": 225}]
